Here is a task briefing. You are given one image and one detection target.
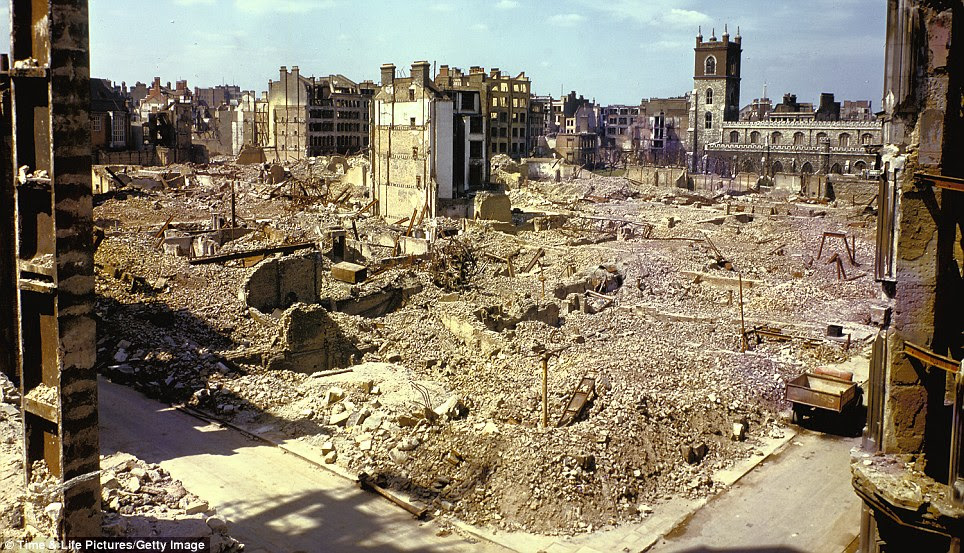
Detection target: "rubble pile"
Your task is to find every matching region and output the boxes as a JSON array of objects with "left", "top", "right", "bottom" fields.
[
  {"left": 100, "top": 453, "right": 243, "bottom": 552},
  {"left": 89, "top": 158, "right": 879, "bottom": 534},
  {"left": 0, "top": 376, "right": 242, "bottom": 550},
  {"left": 0, "top": 374, "right": 24, "bottom": 540}
]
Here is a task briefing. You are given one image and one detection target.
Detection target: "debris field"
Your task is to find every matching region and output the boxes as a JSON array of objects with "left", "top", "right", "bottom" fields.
[{"left": 87, "top": 155, "right": 878, "bottom": 535}]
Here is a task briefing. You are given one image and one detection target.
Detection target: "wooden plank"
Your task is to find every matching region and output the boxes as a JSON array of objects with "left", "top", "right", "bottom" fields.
[
  {"left": 153, "top": 214, "right": 176, "bottom": 240},
  {"left": 521, "top": 248, "right": 545, "bottom": 273},
  {"left": 405, "top": 208, "right": 417, "bottom": 237},
  {"left": 356, "top": 198, "right": 377, "bottom": 216}
]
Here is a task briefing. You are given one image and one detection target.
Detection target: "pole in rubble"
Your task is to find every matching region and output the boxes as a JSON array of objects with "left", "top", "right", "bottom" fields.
[{"left": 531, "top": 330, "right": 571, "bottom": 429}]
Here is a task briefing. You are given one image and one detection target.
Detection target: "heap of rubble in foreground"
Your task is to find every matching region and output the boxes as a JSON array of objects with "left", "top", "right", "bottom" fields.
[
  {"left": 0, "top": 375, "right": 243, "bottom": 550},
  {"left": 90, "top": 155, "right": 878, "bottom": 534}
]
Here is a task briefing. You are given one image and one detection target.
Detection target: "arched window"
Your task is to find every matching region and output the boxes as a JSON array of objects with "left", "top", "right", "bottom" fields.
[
  {"left": 704, "top": 112, "right": 713, "bottom": 129},
  {"left": 801, "top": 161, "right": 814, "bottom": 174},
  {"left": 729, "top": 130, "right": 739, "bottom": 143},
  {"left": 830, "top": 163, "right": 842, "bottom": 174},
  {"left": 838, "top": 133, "right": 851, "bottom": 147},
  {"left": 771, "top": 161, "right": 783, "bottom": 175},
  {"left": 750, "top": 131, "right": 760, "bottom": 144},
  {"left": 706, "top": 88, "right": 713, "bottom": 104},
  {"left": 742, "top": 159, "right": 755, "bottom": 173},
  {"left": 854, "top": 160, "right": 867, "bottom": 172},
  {"left": 816, "top": 132, "right": 828, "bottom": 143},
  {"left": 705, "top": 56, "right": 716, "bottom": 75},
  {"left": 793, "top": 132, "right": 805, "bottom": 146},
  {"left": 861, "top": 133, "right": 874, "bottom": 145},
  {"left": 771, "top": 131, "right": 782, "bottom": 145}
]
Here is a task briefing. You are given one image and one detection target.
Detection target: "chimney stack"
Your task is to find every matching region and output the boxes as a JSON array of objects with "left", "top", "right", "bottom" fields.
[
  {"left": 411, "top": 60, "right": 430, "bottom": 86},
  {"left": 380, "top": 63, "right": 396, "bottom": 85}
]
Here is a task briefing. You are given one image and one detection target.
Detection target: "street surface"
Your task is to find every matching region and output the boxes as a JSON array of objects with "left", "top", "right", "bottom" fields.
[
  {"left": 647, "top": 428, "right": 861, "bottom": 553},
  {"left": 98, "top": 377, "right": 509, "bottom": 553}
]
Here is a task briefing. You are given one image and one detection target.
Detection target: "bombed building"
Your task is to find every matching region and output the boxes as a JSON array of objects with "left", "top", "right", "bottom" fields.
[{"left": 0, "top": 2, "right": 959, "bottom": 553}]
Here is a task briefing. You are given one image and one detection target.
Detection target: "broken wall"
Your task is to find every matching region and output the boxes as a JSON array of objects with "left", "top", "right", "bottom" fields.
[
  {"left": 264, "top": 303, "right": 361, "bottom": 373},
  {"left": 240, "top": 253, "right": 323, "bottom": 313},
  {"left": 474, "top": 192, "right": 512, "bottom": 222},
  {"left": 625, "top": 165, "right": 687, "bottom": 187}
]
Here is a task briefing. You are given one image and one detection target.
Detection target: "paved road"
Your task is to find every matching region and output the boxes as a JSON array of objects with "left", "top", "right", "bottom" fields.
[
  {"left": 98, "top": 377, "right": 509, "bottom": 553},
  {"left": 647, "top": 428, "right": 861, "bottom": 553}
]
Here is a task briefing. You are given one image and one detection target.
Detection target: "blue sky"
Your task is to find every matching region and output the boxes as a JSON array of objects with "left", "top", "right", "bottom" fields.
[{"left": 2, "top": 0, "right": 886, "bottom": 107}]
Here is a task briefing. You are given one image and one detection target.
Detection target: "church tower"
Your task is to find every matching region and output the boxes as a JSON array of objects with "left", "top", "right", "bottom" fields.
[{"left": 689, "top": 25, "right": 742, "bottom": 166}]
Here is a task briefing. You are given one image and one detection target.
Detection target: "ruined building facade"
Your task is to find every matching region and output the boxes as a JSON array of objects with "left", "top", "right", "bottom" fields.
[
  {"left": 853, "top": 1, "right": 964, "bottom": 551},
  {"left": 433, "top": 65, "right": 488, "bottom": 194},
  {"left": 639, "top": 96, "right": 690, "bottom": 165},
  {"left": 434, "top": 65, "right": 532, "bottom": 160},
  {"left": 266, "top": 66, "right": 374, "bottom": 160},
  {"left": 372, "top": 61, "right": 456, "bottom": 219}
]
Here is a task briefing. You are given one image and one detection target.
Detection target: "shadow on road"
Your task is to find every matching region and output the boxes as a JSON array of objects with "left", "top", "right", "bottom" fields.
[
  {"left": 792, "top": 401, "right": 866, "bottom": 438},
  {"left": 98, "top": 377, "right": 490, "bottom": 553},
  {"left": 94, "top": 293, "right": 488, "bottom": 551}
]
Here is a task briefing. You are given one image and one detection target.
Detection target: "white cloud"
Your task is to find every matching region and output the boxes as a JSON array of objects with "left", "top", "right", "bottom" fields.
[
  {"left": 234, "top": 0, "right": 332, "bottom": 14},
  {"left": 549, "top": 13, "right": 584, "bottom": 27},
  {"left": 430, "top": 3, "right": 456, "bottom": 11},
  {"left": 571, "top": 0, "right": 709, "bottom": 29},
  {"left": 664, "top": 8, "right": 711, "bottom": 28},
  {"left": 495, "top": 0, "right": 519, "bottom": 9},
  {"left": 472, "top": 23, "right": 489, "bottom": 31}
]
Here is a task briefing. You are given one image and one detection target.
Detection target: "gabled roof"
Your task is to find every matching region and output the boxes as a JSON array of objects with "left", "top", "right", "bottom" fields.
[{"left": 90, "top": 78, "right": 128, "bottom": 113}]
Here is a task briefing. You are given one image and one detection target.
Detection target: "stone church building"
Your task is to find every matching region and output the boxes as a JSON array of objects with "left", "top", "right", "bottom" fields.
[{"left": 687, "top": 27, "right": 882, "bottom": 177}]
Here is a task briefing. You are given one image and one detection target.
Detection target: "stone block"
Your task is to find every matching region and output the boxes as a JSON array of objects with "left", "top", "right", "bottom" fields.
[{"left": 332, "top": 262, "right": 367, "bottom": 284}]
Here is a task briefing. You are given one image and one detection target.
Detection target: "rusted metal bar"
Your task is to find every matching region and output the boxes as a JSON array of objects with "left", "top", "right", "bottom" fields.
[
  {"left": 356, "top": 198, "right": 377, "bottom": 215},
  {"left": 103, "top": 166, "right": 127, "bottom": 189},
  {"left": 358, "top": 473, "right": 428, "bottom": 519},
  {"left": 415, "top": 201, "right": 428, "bottom": 227},
  {"left": 904, "top": 341, "right": 960, "bottom": 373},
  {"left": 915, "top": 171, "right": 964, "bottom": 193}
]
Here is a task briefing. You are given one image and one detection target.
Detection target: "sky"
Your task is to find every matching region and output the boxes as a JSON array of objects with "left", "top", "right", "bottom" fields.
[{"left": 0, "top": 0, "right": 887, "bottom": 107}]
